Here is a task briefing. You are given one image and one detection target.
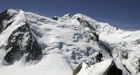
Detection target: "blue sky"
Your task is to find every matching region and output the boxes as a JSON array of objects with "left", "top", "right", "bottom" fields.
[{"left": 0, "top": 0, "right": 140, "bottom": 30}]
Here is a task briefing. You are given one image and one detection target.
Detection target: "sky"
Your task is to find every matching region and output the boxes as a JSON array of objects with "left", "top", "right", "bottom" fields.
[{"left": 0, "top": 0, "right": 140, "bottom": 30}]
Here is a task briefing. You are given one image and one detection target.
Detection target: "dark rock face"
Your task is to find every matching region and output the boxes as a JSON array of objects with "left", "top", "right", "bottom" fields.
[
  {"left": 25, "top": 34, "right": 42, "bottom": 62},
  {"left": 105, "top": 61, "right": 122, "bottom": 75},
  {"left": 73, "top": 63, "right": 82, "bottom": 75},
  {"left": 121, "top": 50, "right": 128, "bottom": 59},
  {"left": 4, "top": 23, "right": 42, "bottom": 65},
  {"left": 0, "top": 10, "right": 14, "bottom": 33},
  {"left": 138, "top": 58, "right": 140, "bottom": 72},
  {"left": 52, "top": 16, "right": 58, "bottom": 20},
  {"left": 95, "top": 52, "right": 103, "bottom": 62}
]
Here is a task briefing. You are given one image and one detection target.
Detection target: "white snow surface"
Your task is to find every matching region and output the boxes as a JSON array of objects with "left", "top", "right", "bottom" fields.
[
  {"left": 0, "top": 49, "right": 72, "bottom": 75},
  {"left": 0, "top": 9, "right": 139, "bottom": 75},
  {"left": 100, "top": 29, "right": 140, "bottom": 75},
  {"left": 77, "top": 59, "right": 112, "bottom": 75}
]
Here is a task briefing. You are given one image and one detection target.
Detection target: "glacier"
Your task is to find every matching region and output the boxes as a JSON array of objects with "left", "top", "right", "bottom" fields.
[{"left": 0, "top": 9, "right": 139, "bottom": 75}]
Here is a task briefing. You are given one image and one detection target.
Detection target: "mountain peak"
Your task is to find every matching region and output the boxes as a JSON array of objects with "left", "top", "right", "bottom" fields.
[
  {"left": 6, "top": 9, "right": 24, "bottom": 16},
  {"left": 62, "top": 13, "right": 73, "bottom": 18},
  {"left": 0, "top": 9, "right": 139, "bottom": 75}
]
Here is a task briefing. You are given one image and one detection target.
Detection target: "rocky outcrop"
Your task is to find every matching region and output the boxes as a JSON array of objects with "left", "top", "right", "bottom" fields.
[
  {"left": 3, "top": 23, "right": 42, "bottom": 65},
  {"left": 73, "top": 63, "right": 82, "bottom": 75},
  {"left": 76, "top": 59, "right": 122, "bottom": 75},
  {"left": 105, "top": 61, "right": 122, "bottom": 75},
  {"left": 0, "top": 10, "right": 14, "bottom": 33}
]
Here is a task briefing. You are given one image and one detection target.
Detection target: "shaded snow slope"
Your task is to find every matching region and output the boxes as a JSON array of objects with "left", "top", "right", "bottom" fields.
[{"left": 0, "top": 9, "right": 139, "bottom": 75}]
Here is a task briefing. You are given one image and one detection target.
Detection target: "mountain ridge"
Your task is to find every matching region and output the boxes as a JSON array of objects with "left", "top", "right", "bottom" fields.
[{"left": 0, "top": 9, "right": 139, "bottom": 75}]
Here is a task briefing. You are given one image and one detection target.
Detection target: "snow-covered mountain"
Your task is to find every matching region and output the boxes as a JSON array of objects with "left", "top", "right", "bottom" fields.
[{"left": 0, "top": 9, "right": 140, "bottom": 75}]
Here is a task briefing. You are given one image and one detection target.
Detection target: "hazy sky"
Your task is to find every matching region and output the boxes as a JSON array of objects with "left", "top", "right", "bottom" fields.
[{"left": 0, "top": 0, "right": 140, "bottom": 30}]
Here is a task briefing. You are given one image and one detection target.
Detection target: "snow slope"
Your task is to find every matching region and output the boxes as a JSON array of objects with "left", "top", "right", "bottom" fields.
[
  {"left": 77, "top": 59, "right": 114, "bottom": 75},
  {"left": 0, "top": 9, "right": 139, "bottom": 75},
  {"left": 100, "top": 29, "right": 140, "bottom": 75}
]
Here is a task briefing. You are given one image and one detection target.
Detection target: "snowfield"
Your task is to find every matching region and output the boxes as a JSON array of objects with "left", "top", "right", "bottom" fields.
[{"left": 0, "top": 9, "right": 139, "bottom": 75}]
